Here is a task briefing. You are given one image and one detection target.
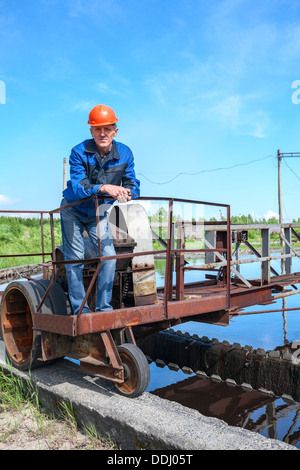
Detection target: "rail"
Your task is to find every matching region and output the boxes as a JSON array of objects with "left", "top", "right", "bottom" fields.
[
  {"left": 0, "top": 196, "right": 231, "bottom": 319},
  {"left": 48, "top": 196, "right": 231, "bottom": 319},
  {"left": 0, "top": 210, "right": 51, "bottom": 265},
  {"left": 206, "top": 222, "right": 300, "bottom": 291}
]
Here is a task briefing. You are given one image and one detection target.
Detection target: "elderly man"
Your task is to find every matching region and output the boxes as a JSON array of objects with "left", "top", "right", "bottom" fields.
[{"left": 60, "top": 104, "right": 140, "bottom": 315}]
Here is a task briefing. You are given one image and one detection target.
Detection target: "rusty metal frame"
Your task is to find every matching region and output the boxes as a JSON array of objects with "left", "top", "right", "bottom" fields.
[
  {"left": 2, "top": 196, "right": 300, "bottom": 340},
  {"left": 7, "top": 196, "right": 289, "bottom": 340},
  {"left": 27, "top": 195, "right": 231, "bottom": 335},
  {"left": 0, "top": 196, "right": 231, "bottom": 338}
]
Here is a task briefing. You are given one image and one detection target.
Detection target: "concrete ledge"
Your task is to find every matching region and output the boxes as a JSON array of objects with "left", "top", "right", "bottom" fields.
[{"left": 0, "top": 351, "right": 296, "bottom": 450}]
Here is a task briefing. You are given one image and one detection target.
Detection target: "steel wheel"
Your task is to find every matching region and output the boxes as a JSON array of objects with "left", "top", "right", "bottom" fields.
[
  {"left": 1, "top": 281, "right": 43, "bottom": 370},
  {"left": 114, "top": 343, "right": 150, "bottom": 398},
  {"left": 0, "top": 280, "right": 70, "bottom": 370}
]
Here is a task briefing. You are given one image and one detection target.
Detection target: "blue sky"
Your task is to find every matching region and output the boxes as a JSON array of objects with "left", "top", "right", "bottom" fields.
[{"left": 1, "top": 0, "right": 300, "bottom": 221}]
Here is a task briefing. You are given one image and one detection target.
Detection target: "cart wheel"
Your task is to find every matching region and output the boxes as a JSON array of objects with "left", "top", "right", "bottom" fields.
[
  {"left": 0, "top": 280, "right": 69, "bottom": 371},
  {"left": 114, "top": 343, "right": 150, "bottom": 398}
]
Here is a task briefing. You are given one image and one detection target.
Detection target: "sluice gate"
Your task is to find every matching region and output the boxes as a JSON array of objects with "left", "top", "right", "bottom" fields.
[{"left": 1, "top": 195, "right": 300, "bottom": 398}]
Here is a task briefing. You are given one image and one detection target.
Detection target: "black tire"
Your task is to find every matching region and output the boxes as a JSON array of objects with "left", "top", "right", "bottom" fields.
[
  {"left": 35, "top": 280, "right": 72, "bottom": 316},
  {"left": 114, "top": 343, "right": 150, "bottom": 398},
  {"left": 0, "top": 279, "right": 69, "bottom": 371}
]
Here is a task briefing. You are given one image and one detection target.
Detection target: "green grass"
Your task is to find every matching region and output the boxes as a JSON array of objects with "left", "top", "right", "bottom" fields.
[
  {"left": 0, "top": 216, "right": 62, "bottom": 269},
  {"left": 0, "top": 365, "right": 117, "bottom": 450}
]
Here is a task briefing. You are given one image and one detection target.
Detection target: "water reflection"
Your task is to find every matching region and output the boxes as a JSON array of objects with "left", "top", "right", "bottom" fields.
[{"left": 150, "top": 368, "right": 300, "bottom": 448}]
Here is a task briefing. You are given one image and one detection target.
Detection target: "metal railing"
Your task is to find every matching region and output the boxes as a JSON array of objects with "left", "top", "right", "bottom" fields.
[
  {"left": 39, "top": 195, "right": 231, "bottom": 318},
  {"left": 0, "top": 210, "right": 52, "bottom": 272},
  {"left": 2, "top": 197, "right": 300, "bottom": 318}
]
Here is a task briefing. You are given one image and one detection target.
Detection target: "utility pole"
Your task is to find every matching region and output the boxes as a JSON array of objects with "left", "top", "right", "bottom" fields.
[
  {"left": 277, "top": 150, "right": 300, "bottom": 274},
  {"left": 277, "top": 150, "right": 283, "bottom": 227},
  {"left": 277, "top": 150, "right": 284, "bottom": 274},
  {"left": 277, "top": 150, "right": 300, "bottom": 224}
]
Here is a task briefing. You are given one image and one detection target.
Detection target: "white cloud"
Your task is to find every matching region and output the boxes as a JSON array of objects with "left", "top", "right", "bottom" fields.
[
  {"left": 66, "top": 0, "right": 122, "bottom": 20},
  {"left": 95, "top": 82, "right": 123, "bottom": 97},
  {"left": 0, "top": 194, "right": 15, "bottom": 205},
  {"left": 72, "top": 101, "right": 95, "bottom": 112},
  {"left": 144, "top": 51, "right": 271, "bottom": 137},
  {"left": 209, "top": 95, "right": 271, "bottom": 138},
  {"left": 0, "top": 194, "right": 10, "bottom": 204},
  {"left": 264, "top": 209, "right": 279, "bottom": 220},
  {"left": 248, "top": 210, "right": 279, "bottom": 221}
]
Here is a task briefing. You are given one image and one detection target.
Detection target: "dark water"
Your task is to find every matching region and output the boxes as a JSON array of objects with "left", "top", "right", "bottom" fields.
[
  {"left": 147, "top": 364, "right": 300, "bottom": 449},
  {"left": 148, "top": 254, "right": 300, "bottom": 449}
]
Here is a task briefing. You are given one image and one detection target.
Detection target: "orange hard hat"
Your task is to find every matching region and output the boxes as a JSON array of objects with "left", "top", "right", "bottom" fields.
[{"left": 88, "top": 104, "right": 118, "bottom": 126}]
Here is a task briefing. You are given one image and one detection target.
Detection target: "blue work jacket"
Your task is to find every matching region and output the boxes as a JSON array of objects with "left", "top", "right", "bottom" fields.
[{"left": 63, "top": 138, "right": 140, "bottom": 217}]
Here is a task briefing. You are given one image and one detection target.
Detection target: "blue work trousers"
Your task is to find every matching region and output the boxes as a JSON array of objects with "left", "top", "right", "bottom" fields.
[{"left": 60, "top": 198, "right": 116, "bottom": 314}]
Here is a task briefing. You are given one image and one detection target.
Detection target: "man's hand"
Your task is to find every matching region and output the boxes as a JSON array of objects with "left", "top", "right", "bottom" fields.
[{"left": 100, "top": 184, "right": 132, "bottom": 202}]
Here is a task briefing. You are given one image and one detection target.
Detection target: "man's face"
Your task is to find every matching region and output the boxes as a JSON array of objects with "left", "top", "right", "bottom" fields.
[{"left": 90, "top": 125, "right": 118, "bottom": 155}]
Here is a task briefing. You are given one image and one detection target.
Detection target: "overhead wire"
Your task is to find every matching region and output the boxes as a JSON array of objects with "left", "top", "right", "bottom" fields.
[
  {"left": 282, "top": 156, "right": 300, "bottom": 222},
  {"left": 283, "top": 157, "right": 300, "bottom": 185},
  {"left": 137, "top": 154, "right": 276, "bottom": 185}
]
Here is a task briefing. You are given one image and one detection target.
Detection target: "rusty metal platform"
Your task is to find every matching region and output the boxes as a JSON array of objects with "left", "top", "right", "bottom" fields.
[{"left": 32, "top": 270, "right": 300, "bottom": 337}]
